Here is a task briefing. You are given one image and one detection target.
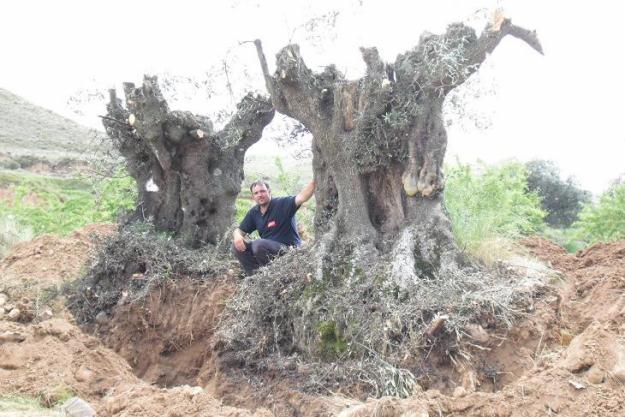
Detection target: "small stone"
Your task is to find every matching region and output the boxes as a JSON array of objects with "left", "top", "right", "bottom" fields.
[
  {"left": 0, "top": 293, "right": 8, "bottom": 307},
  {"left": 74, "top": 366, "right": 93, "bottom": 383},
  {"left": 179, "top": 385, "right": 203, "bottom": 398},
  {"left": 452, "top": 386, "right": 467, "bottom": 398},
  {"left": 568, "top": 379, "right": 586, "bottom": 390},
  {"left": 546, "top": 397, "right": 563, "bottom": 413},
  {"left": 95, "top": 311, "right": 108, "bottom": 324},
  {"left": 586, "top": 366, "right": 605, "bottom": 384},
  {"left": 39, "top": 308, "right": 54, "bottom": 321},
  {"left": 7, "top": 308, "right": 21, "bottom": 321},
  {"left": 0, "top": 331, "right": 26, "bottom": 343},
  {"left": 62, "top": 397, "right": 96, "bottom": 417}
]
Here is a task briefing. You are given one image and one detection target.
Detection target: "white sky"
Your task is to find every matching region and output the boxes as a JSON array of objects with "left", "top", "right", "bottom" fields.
[{"left": 1, "top": 0, "right": 624, "bottom": 195}]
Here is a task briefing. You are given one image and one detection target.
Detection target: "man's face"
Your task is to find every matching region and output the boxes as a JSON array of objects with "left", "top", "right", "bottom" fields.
[{"left": 251, "top": 184, "right": 271, "bottom": 206}]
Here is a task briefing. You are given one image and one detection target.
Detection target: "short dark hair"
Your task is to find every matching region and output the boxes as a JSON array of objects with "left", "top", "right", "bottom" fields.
[{"left": 250, "top": 180, "right": 270, "bottom": 193}]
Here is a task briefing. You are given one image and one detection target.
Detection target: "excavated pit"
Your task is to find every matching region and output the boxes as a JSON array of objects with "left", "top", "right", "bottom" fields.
[{"left": 91, "top": 262, "right": 566, "bottom": 408}]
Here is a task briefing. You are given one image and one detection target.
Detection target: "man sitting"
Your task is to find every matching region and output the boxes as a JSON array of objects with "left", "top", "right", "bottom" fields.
[{"left": 232, "top": 179, "right": 315, "bottom": 275}]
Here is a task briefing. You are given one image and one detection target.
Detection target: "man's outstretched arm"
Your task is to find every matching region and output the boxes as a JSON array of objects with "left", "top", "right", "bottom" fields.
[{"left": 295, "top": 180, "right": 315, "bottom": 207}]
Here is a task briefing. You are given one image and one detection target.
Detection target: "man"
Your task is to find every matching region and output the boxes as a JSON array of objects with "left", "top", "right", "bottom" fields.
[{"left": 232, "top": 179, "right": 315, "bottom": 275}]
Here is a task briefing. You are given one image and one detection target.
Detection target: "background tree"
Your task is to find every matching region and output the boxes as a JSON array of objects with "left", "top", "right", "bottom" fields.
[
  {"left": 103, "top": 76, "right": 274, "bottom": 246},
  {"left": 254, "top": 11, "right": 543, "bottom": 280},
  {"left": 525, "top": 159, "right": 591, "bottom": 228}
]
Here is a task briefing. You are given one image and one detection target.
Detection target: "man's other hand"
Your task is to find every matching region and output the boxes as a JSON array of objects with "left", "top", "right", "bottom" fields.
[{"left": 233, "top": 229, "right": 247, "bottom": 252}]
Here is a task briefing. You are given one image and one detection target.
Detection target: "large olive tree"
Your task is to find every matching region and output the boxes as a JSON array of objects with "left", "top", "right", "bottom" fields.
[{"left": 254, "top": 14, "right": 542, "bottom": 282}]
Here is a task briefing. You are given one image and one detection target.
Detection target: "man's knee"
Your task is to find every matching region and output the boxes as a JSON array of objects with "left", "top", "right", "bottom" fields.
[{"left": 251, "top": 239, "right": 285, "bottom": 261}]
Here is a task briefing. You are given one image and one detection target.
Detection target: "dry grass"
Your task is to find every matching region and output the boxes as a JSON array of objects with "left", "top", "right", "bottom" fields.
[{"left": 0, "top": 215, "right": 33, "bottom": 259}]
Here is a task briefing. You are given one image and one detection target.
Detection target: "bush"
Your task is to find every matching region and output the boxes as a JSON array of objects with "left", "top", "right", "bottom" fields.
[
  {"left": 445, "top": 161, "right": 545, "bottom": 261},
  {"left": 574, "top": 183, "right": 625, "bottom": 243},
  {"left": 525, "top": 160, "right": 591, "bottom": 228}
]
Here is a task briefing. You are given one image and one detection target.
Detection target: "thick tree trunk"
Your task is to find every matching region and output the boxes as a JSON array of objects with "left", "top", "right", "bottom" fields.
[
  {"left": 103, "top": 76, "right": 274, "bottom": 247},
  {"left": 255, "top": 16, "right": 541, "bottom": 276}
]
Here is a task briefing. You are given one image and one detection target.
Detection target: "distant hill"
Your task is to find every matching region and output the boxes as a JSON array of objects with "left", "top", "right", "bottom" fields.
[{"left": 0, "top": 88, "right": 104, "bottom": 166}]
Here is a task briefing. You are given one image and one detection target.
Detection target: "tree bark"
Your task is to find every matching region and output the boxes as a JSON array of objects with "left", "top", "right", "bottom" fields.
[
  {"left": 103, "top": 76, "right": 274, "bottom": 247},
  {"left": 255, "top": 16, "right": 542, "bottom": 276}
]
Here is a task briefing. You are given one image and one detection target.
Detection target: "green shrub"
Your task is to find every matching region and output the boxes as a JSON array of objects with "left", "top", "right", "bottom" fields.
[
  {"left": 0, "top": 169, "right": 136, "bottom": 237},
  {"left": 541, "top": 227, "right": 587, "bottom": 253},
  {"left": 445, "top": 161, "right": 545, "bottom": 261},
  {"left": 525, "top": 160, "right": 591, "bottom": 227},
  {"left": 574, "top": 183, "right": 625, "bottom": 243}
]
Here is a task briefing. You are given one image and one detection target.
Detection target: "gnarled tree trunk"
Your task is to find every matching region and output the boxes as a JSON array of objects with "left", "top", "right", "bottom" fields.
[
  {"left": 103, "top": 76, "right": 274, "bottom": 246},
  {"left": 255, "top": 15, "right": 542, "bottom": 281}
]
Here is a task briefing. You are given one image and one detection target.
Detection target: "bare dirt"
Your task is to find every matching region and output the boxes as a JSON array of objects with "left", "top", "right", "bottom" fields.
[{"left": 1, "top": 229, "right": 624, "bottom": 416}]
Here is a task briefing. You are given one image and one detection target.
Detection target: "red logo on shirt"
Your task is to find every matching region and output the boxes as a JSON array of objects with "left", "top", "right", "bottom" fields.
[{"left": 267, "top": 220, "right": 278, "bottom": 228}]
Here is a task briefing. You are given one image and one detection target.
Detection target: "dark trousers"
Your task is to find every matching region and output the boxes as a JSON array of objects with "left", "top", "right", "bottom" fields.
[{"left": 232, "top": 239, "right": 287, "bottom": 275}]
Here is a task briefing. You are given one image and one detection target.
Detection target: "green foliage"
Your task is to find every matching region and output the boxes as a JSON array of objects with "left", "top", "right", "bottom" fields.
[
  {"left": 541, "top": 227, "right": 587, "bottom": 253},
  {"left": 525, "top": 160, "right": 591, "bottom": 227},
  {"left": 235, "top": 197, "right": 252, "bottom": 224},
  {"left": 0, "top": 169, "right": 136, "bottom": 237},
  {"left": 445, "top": 162, "right": 545, "bottom": 258},
  {"left": 316, "top": 320, "right": 347, "bottom": 358},
  {"left": 274, "top": 156, "right": 301, "bottom": 195},
  {"left": 574, "top": 183, "right": 625, "bottom": 243}
]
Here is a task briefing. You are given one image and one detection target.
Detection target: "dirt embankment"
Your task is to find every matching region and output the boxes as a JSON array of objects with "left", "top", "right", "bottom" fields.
[{"left": 1, "top": 229, "right": 625, "bottom": 416}]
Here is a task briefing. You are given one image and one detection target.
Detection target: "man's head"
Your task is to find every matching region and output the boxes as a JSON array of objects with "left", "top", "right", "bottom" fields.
[{"left": 250, "top": 180, "right": 271, "bottom": 207}]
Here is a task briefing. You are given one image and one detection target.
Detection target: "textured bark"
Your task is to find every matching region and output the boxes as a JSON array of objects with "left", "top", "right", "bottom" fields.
[
  {"left": 255, "top": 16, "right": 542, "bottom": 275},
  {"left": 103, "top": 76, "right": 274, "bottom": 247}
]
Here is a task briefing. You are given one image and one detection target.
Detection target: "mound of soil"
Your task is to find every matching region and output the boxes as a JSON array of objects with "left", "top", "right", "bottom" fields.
[
  {"left": 1, "top": 231, "right": 625, "bottom": 416},
  {"left": 0, "top": 224, "right": 115, "bottom": 298}
]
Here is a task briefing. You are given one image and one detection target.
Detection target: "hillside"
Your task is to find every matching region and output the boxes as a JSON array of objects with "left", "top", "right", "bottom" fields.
[{"left": 0, "top": 88, "right": 104, "bottom": 166}]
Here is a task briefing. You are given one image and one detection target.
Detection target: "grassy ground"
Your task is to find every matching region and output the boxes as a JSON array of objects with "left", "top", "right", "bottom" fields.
[
  {"left": 0, "top": 169, "right": 135, "bottom": 257},
  {"left": 0, "top": 395, "right": 65, "bottom": 416}
]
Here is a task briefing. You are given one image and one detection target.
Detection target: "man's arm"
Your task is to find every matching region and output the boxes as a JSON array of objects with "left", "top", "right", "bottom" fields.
[
  {"left": 233, "top": 210, "right": 255, "bottom": 252},
  {"left": 295, "top": 180, "right": 316, "bottom": 207}
]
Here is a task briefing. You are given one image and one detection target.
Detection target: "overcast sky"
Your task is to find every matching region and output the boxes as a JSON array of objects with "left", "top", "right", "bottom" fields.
[{"left": 1, "top": 0, "right": 624, "bottom": 194}]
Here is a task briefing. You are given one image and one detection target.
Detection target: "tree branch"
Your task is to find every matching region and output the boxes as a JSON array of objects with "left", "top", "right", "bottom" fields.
[
  {"left": 254, "top": 39, "right": 275, "bottom": 97},
  {"left": 218, "top": 93, "right": 275, "bottom": 151},
  {"left": 122, "top": 76, "right": 172, "bottom": 171},
  {"left": 255, "top": 40, "right": 334, "bottom": 131}
]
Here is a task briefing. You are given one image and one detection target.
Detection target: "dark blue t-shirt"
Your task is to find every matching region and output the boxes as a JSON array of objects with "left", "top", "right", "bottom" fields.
[{"left": 239, "top": 196, "right": 301, "bottom": 247}]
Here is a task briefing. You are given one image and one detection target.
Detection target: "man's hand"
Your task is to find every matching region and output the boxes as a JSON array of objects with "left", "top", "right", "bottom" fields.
[
  {"left": 295, "top": 180, "right": 316, "bottom": 207},
  {"left": 233, "top": 228, "right": 247, "bottom": 252}
]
